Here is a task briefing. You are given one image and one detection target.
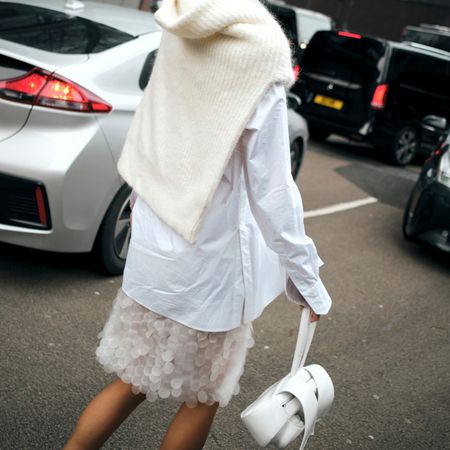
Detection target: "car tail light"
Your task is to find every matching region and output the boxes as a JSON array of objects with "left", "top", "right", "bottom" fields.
[
  {"left": 338, "top": 31, "right": 362, "bottom": 39},
  {"left": 437, "top": 147, "right": 450, "bottom": 188},
  {"left": 293, "top": 64, "right": 301, "bottom": 81},
  {"left": 0, "top": 68, "right": 112, "bottom": 113},
  {"left": 425, "top": 142, "right": 444, "bottom": 164},
  {"left": 371, "top": 84, "right": 389, "bottom": 110}
]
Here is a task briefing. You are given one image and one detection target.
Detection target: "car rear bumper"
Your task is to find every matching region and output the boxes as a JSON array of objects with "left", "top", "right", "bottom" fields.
[
  {"left": 298, "top": 110, "right": 373, "bottom": 141},
  {"left": 0, "top": 110, "right": 121, "bottom": 253},
  {"left": 407, "top": 180, "right": 450, "bottom": 252}
]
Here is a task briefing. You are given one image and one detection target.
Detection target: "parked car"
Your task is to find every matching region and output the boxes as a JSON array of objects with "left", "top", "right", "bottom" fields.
[
  {"left": 293, "top": 30, "right": 450, "bottom": 165},
  {"left": 401, "top": 24, "right": 450, "bottom": 53},
  {"left": 287, "top": 94, "right": 308, "bottom": 179},
  {"left": 403, "top": 116, "right": 450, "bottom": 252},
  {"left": 263, "top": 0, "right": 333, "bottom": 73},
  {"left": 0, "top": 0, "right": 308, "bottom": 274}
]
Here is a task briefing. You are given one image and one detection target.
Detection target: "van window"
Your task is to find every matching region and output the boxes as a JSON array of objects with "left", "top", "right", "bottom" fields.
[
  {"left": 0, "top": 2, "right": 134, "bottom": 54},
  {"left": 297, "top": 15, "right": 331, "bottom": 44},
  {"left": 388, "top": 49, "right": 449, "bottom": 100},
  {"left": 302, "top": 31, "right": 386, "bottom": 85}
]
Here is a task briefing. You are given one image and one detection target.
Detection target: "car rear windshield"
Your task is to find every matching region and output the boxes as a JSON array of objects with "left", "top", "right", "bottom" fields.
[
  {"left": 401, "top": 28, "right": 450, "bottom": 53},
  {"left": 297, "top": 15, "right": 331, "bottom": 43},
  {"left": 0, "top": 2, "right": 134, "bottom": 54},
  {"left": 302, "top": 31, "right": 386, "bottom": 85}
]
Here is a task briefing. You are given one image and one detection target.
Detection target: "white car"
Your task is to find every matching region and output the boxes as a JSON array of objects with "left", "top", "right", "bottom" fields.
[
  {"left": 0, "top": 0, "right": 308, "bottom": 274},
  {"left": 264, "top": 0, "right": 333, "bottom": 50}
]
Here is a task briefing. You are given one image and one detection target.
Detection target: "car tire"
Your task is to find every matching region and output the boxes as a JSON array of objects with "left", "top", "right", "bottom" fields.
[
  {"left": 387, "top": 126, "right": 419, "bottom": 166},
  {"left": 290, "top": 138, "right": 304, "bottom": 180},
  {"left": 95, "top": 184, "right": 132, "bottom": 275},
  {"left": 402, "top": 193, "right": 418, "bottom": 243}
]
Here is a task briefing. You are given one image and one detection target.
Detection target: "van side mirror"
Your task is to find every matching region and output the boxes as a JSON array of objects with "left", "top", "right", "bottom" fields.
[
  {"left": 422, "top": 115, "right": 448, "bottom": 131},
  {"left": 287, "top": 94, "right": 301, "bottom": 110}
]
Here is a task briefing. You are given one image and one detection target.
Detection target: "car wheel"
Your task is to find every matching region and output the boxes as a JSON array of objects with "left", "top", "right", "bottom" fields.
[
  {"left": 96, "top": 184, "right": 132, "bottom": 275},
  {"left": 388, "top": 126, "right": 419, "bottom": 166},
  {"left": 290, "top": 138, "right": 304, "bottom": 180},
  {"left": 402, "top": 192, "right": 418, "bottom": 242}
]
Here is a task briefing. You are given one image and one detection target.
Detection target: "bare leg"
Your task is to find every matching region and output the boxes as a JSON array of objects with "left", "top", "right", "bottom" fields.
[
  {"left": 64, "top": 378, "right": 146, "bottom": 450},
  {"left": 159, "top": 402, "right": 219, "bottom": 450}
]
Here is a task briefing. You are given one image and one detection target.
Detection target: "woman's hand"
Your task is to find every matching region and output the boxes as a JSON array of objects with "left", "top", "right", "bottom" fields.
[{"left": 299, "top": 305, "right": 320, "bottom": 323}]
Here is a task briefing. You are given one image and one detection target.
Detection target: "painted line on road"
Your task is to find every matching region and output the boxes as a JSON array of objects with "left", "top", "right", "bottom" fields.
[{"left": 304, "top": 196, "right": 378, "bottom": 219}]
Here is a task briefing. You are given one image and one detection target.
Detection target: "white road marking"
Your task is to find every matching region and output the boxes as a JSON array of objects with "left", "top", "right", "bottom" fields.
[{"left": 304, "top": 196, "right": 378, "bottom": 218}]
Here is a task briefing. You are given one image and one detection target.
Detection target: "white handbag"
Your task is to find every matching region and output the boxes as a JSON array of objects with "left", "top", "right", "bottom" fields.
[{"left": 241, "top": 307, "right": 334, "bottom": 449}]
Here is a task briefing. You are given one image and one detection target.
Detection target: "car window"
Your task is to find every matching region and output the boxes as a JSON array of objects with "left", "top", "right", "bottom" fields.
[
  {"left": 302, "top": 31, "right": 386, "bottom": 85},
  {"left": 0, "top": 2, "right": 134, "bottom": 54},
  {"left": 401, "top": 28, "right": 450, "bottom": 53},
  {"left": 297, "top": 14, "right": 331, "bottom": 44},
  {"left": 0, "top": 53, "right": 31, "bottom": 80},
  {"left": 139, "top": 50, "right": 158, "bottom": 90},
  {"left": 388, "top": 49, "right": 449, "bottom": 99}
]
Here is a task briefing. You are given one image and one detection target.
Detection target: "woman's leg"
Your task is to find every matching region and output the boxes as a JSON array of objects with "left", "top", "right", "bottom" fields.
[
  {"left": 159, "top": 402, "right": 219, "bottom": 450},
  {"left": 64, "top": 378, "right": 146, "bottom": 450}
]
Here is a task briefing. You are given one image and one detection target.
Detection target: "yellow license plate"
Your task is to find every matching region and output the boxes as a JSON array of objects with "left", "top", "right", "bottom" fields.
[{"left": 313, "top": 95, "right": 344, "bottom": 110}]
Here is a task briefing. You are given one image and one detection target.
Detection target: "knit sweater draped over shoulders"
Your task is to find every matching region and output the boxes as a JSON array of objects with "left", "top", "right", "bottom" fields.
[{"left": 117, "top": 0, "right": 295, "bottom": 243}]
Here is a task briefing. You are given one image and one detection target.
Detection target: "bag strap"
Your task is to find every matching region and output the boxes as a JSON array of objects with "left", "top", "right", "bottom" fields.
[{"left": 290, "top": 307, "right": 317, "bottom": 375}]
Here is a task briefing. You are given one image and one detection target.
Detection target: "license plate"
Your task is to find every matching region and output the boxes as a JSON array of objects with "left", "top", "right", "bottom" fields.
[{"left": 313, "top": 94, "right": 344, "bottom": 110}]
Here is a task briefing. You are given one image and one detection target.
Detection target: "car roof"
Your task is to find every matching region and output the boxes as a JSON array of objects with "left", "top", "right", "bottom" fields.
[
  {"left": 0, "top": 0, "right": 160, "bottom": 36},
  {"left": 404, "top": 24, "right": 450, "bottom": 36},
  {"left": 390, "top": 40, "right": 450, "bottom": 61},
  {"left": 317, "top": 29, "right": 449, "bottom": 61}
]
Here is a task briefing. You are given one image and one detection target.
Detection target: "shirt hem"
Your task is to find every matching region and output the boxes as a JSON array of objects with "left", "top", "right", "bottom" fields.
[{"left": 120, "top": 286, "right": 251, "bottom": 333}]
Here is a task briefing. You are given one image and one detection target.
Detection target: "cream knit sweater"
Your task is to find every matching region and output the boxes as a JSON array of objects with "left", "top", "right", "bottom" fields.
[{"left": 117, "top": 0, "right": 295, "bottom": 243}]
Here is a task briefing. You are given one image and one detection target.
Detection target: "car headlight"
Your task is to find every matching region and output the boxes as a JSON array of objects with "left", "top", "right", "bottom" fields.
[{"left": 437, "top": 148, "right": 450, "bottom": 188}]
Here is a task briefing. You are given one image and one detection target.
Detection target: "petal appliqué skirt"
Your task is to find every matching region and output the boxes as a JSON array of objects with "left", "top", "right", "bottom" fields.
[{"left": 96, "top": 290, "right": 254, "bottom": 408}]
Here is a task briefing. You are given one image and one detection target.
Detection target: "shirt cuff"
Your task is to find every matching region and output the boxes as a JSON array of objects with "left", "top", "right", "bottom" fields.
[{"left": 285, "top": 275, "right": 332, "bottom": 315}]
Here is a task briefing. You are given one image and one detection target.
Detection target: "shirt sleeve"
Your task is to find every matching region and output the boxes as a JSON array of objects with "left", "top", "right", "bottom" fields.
[{"left": 241, "top": 83, "right": 332, "bottom": 315}]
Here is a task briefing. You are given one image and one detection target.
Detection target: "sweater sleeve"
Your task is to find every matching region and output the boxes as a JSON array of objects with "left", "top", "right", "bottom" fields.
[{"left": 242, "top": 83, "right": 332, "bottom": 315}]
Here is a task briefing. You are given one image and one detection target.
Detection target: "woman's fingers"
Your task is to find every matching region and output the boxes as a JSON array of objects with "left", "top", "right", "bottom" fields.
[
  {"left": 309, "top": 310, "right": 320, "bottom": 322},
  {"left": 298, "top": 305, "right": 320, "bottom": 322}
]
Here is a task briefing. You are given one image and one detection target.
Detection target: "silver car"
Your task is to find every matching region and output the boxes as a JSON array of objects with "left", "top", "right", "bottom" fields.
[{"left": 0, "top": 0, "right": 308, "bottom": 274}]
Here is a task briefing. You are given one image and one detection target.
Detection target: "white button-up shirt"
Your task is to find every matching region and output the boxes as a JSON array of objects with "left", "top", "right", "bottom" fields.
[{"left": 122, "top": 83, "right": 332, "bottom": 332}]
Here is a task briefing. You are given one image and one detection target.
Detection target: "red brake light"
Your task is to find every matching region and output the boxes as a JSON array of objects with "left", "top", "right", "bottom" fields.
[
  {"left": 338, "top": 31, "right": 362, "bottom": 39},
  {"left": 293, "top": 64, "right": 301, "bottom": 81},
  {"left": 0, "top": 69, "right": 111, "bottom": 113},
  {"left": 371, "top": 84, "right": 389, "bottom": 110},
  {"left": 0, "top": 71, "right": 48, "bottom": 99}
]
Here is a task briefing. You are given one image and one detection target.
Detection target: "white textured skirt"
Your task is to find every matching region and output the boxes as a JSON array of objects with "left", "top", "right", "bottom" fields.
[{"left": 96, "top": 290, "right": 254, "bottom": 408}]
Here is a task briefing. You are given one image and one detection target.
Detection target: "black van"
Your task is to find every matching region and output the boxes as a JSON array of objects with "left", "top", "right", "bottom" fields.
[{"left": 293, "top": 30, "right": 450, "bottom": 165}]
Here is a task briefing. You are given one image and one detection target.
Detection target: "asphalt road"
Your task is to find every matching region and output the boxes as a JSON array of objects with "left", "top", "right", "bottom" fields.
[{"left": 1, "top": 137, "right": 449, "bottom": 450}]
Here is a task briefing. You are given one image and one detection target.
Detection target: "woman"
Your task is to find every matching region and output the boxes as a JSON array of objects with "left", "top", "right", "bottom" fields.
[{"left": 64, "top": 0, "right": 331, "bottom": 449}]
